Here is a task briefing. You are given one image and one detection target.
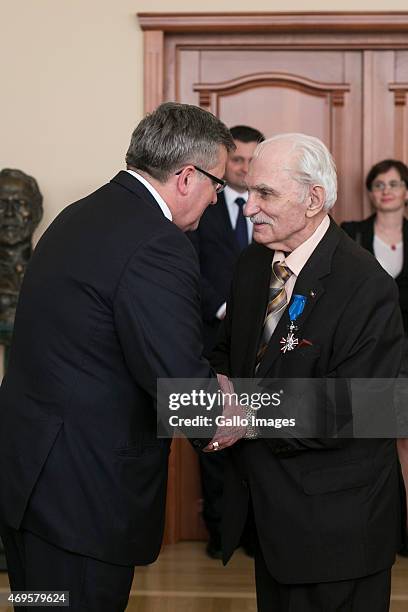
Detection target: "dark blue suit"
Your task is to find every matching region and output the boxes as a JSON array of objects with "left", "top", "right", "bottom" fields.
[
  {"left": 188, "top": 192, "right": 243, "bottom": 356},
  {"left": 0, "top": 171, "right": 212, "bottom": 606},
  {"left": 188, "top": 192, "right": 254, "bottom": 552}
]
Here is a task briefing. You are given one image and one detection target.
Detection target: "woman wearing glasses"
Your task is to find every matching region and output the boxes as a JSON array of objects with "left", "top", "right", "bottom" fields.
[
  {"left": 342, "top": 158, "right": 408, "bottom": 556},
  {"left": 342, "top": 159, "right": 408, "bottom": 344}
]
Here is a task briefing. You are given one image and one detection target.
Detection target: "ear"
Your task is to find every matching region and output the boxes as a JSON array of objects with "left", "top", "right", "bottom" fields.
[
  {"left": 305, "top": 185, "right": 325, "bottom": 218},
  {"left": 175, "top": 166, "right": 195, "bottom": 196}
]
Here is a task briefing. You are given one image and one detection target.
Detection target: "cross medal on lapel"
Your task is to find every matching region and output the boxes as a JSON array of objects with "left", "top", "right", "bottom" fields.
[{"left": 280, "top": 294, "right": 307, "bottom": 353}]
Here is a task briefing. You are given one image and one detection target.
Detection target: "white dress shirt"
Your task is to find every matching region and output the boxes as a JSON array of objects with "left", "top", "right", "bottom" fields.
[
  {"left": 216, "top": 186, "right": 254, "bottom": 320},
  {"left": 223, "top": 185, "right": 253, "bottom": 240},
  {"left": 265, "top": 215, "right": 331, "bottom": 338}
]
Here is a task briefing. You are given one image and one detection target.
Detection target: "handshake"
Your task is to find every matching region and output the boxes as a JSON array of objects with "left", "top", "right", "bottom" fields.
[{"left": 204, "top": 374, "right": 257, "bottom": 453}]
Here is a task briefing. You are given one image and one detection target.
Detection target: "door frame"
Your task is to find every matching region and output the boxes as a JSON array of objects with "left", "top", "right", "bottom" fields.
[{"left": 139, "top": 11, "right": 408, "bottom": 111}]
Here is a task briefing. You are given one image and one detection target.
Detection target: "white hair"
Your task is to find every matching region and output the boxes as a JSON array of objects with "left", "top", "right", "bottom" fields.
[{"left": 253, "top": 133, "right": 337, "bottom": 211}]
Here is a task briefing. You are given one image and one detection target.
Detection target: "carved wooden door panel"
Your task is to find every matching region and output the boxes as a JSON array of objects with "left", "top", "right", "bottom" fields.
[{"left": 168, "top": 47, "right": 362, "bottom": 223}]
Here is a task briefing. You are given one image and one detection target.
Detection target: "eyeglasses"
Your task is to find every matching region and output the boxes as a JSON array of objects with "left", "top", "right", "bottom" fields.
[
  {"left": 175, "top": 165, "right": 226, "bottom": 194},
  {"left": 371, "top": 180, "right": 407, "bottom": 192}
]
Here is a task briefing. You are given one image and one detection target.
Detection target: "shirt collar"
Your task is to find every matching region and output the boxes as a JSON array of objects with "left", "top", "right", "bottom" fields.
[
  {"left": 224, "top": 184, "right": 249, "bottom": 207},
  {"left": 274, "top": 215, "right": 330, "bottom": 277},
  {"left": 126, "top": 169, "right": 173, "bottom": 221}
]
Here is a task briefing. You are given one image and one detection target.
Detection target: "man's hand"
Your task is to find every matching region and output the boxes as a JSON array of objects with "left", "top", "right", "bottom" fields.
[{"left": 204, "top": 374, "right": 247, "bottom": 452}]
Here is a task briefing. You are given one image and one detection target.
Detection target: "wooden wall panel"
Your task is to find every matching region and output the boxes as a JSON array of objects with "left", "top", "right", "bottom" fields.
[
  {"left": 341, "top": 52, "right": 364, "bottom": 222},
  {"left": 363, "top": 52, "right": 395, "bottom": 177},
  {"left": 396, "top": 51, "right": 408, "bottom": 79},
  {"left": 361, "top": 51, "right": 396, "bottom": 218},
  {"left": 393, "top": 52, "right": 408, "bottom": 165},
  {"left": 143, "top": 31, "right": 164, "bottom": 113},
  {"left": 176, "top": 50, "right": 200, "bottom": 106}
]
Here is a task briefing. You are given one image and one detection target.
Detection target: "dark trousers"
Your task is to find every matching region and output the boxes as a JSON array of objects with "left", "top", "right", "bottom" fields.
[
  {"left": 198, "top": 450, "right": 224, "bottom": 545},
  {"left": 254, "top": 540, "right": 392, "bottom": 612},
  {"left": 1, "top": 527, "right": 134, "bottom": 612},
  {"left": 198, "top": 450, "right": 256, "bottom": 551}
]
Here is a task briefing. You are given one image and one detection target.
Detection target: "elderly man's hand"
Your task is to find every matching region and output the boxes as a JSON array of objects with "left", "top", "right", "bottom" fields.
[{"left": 203, "top": 374, "right": 247, "bottom": 452}]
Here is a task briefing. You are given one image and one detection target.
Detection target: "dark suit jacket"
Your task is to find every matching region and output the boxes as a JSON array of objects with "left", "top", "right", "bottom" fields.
[
  {"left": 0, "top": 171, "right": 211, "bottom": 566},
  {"left": 211, "top": 219, "right": 405, "bottom": 583},
  {"left": 342, "top": 214, "right": 408, "bottom": 333},
  {"left": 188, "top": 192, "right": 242, "bottom": 355}
]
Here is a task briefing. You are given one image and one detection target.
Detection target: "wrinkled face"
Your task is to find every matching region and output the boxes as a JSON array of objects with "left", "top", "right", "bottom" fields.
[
  {"left": 244, "top": 144, "right": 311, "bottom": 251},
  {"left": 0, "top": 176, "right": 40, "bottom": 246},
  {"left": 369, "top": 167, "right": 408, "bottom": 213},
  {"left": 224, "top": 139, "right": 259, "bottom": 193},
  {"left": 182, "top": 146, "right": 228, "bottom": 231}
]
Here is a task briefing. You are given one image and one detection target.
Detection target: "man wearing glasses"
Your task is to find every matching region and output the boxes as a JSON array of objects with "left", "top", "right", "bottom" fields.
[{"left": 0, "top": 102, "right": 234, "bottom": 611}]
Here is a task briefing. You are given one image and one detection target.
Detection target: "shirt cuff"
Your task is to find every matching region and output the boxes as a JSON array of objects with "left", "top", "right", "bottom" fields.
[{"left": 215, "top": 302, "right": 227, "bottom": 320}]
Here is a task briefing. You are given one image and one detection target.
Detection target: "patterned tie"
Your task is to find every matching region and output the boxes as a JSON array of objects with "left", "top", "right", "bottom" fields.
[
  {"left": 256, "top": 261, "right": 293, "bottom": 365},
  {"left": 234, "top": 197, "right": 248, "bottom": 251}
]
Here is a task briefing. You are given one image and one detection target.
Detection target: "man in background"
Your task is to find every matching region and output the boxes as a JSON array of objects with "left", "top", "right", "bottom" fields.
[
  {"left": 0, "top": 102, "right": 234, "bottom": 612},
  {"left": 189, "top": 125, "right": 264, "bottom": 356},
  {"left": 189, "top": 125, "right": 264, "bottom": 558}
]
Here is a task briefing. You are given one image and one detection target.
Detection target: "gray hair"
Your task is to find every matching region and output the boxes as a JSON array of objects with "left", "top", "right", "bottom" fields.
[
  {"left": 126, "top": 102, "right": 235, "bottom": 183},
  {"left": 254, "top": 133, "right": 337, "bottom": 211}
]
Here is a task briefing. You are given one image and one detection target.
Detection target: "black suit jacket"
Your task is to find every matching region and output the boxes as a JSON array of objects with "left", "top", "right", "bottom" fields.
[
  {"left": 188, "top": 192, "right": 243, "bottom": 355},
  {"left": 212, "top": 219, "right": 405, "bottom": 583},
  {"left": 0, "top": 171, "right": 212, "bottom": 566},
  {"left": 342, "top": 214, "right": 408, "bottom": 333}
]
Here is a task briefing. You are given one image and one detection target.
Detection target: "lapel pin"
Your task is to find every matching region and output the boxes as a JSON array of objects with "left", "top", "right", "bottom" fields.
[{"left": 310, "top": 290, "right": 316, "bottom": 298}]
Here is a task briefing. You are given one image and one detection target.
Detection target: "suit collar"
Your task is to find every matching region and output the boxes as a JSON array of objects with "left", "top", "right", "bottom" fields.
[
  {"left": 401, "top": 218, "right": 408, "bottom": 279},
  {"left": 255, "top": 218, "right": 341, "bottom": 376},
  {"left": 125, "top": 169, "right": 172, "bottom": 220},
  {"left": 357, "top": 214, "right": 375, "bottom": 253},
  {"left": 110, "top": 171, "right": 171, "bottom": 220}
]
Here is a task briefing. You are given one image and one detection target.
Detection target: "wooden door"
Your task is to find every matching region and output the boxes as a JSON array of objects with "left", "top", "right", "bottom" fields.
[
  {"left": 139, "top": 12, "right": 408, "bottom": 543},
  {"left": 174, "top": 47, "right": 360, "bottom": 223}
]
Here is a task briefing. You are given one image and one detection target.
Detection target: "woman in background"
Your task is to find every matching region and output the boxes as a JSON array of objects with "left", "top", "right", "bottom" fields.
[
  {"left": 342, "top": 159, "right": 408, "bottom": 341},
  {"left": 342, "top": 158, "right": 408, "bottom": 556}
]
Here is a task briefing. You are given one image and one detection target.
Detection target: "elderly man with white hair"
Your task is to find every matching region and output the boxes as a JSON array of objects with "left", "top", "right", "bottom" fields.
[{"left": 209, "top": 133, "right": 406, "bottom": 611}]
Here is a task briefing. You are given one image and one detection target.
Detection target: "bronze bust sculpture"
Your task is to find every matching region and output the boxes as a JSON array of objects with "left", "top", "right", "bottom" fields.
[{"left": 0, "top": 168, "right": 43, "bottom": 326}]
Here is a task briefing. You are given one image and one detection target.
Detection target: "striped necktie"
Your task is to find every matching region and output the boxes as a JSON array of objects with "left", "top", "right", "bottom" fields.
[{"left": 256, "top": 261, "right": 293, "bottom": 365}]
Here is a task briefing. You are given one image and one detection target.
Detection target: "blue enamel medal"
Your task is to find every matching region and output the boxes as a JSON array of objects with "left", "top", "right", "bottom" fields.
[{"left": 280, "top": 294, "right": 307, "bottom": 353}]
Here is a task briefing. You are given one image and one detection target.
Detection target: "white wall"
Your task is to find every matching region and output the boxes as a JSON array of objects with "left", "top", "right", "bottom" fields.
[{"left": 1, "top": 0, "right": 408, "bottom": 240}]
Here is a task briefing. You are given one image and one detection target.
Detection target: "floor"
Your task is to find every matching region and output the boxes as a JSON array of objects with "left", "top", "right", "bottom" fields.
[{"left": 0, "top": 542, "right": 407, "bottom": 611}]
